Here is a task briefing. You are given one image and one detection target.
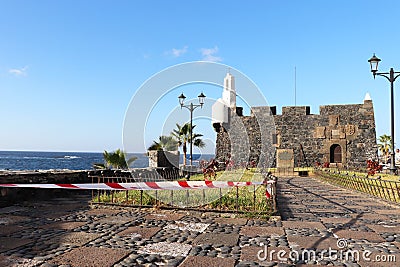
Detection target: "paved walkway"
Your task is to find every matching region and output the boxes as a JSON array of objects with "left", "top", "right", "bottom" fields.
[
  {"left": 0, "top": 177, "right": 399, "bottom": 267},
  {"left": 276, "top": 177, "right": 400, "bottom": 267}
]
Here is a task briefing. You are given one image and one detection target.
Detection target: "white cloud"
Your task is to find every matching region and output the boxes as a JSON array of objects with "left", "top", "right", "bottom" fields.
[
  {"left": 9, "top": 66, "right": 28, "bottom": 77},
  {"left": 167, "top": 46, "right": 188, "bottom": 57},
  {"left": 200, "top": 46, "right": 222, "bottom": 62}
]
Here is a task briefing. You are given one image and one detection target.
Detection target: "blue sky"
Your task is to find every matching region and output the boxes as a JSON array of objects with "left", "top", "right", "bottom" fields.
[{"left": 1, "top": 1, "right": 400, "bottom": 153}]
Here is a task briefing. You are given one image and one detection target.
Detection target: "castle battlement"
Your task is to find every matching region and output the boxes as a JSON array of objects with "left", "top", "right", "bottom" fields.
[
  {"left": 250, "top": 106, "right": 276, "bottom": 116},
  {"left": 281, "top": 106, "right": 311, "bottom": 116}
]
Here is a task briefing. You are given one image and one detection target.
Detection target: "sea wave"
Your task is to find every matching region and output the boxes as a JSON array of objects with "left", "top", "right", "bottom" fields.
[
  {"left": 53, "top": 156, "right": 81, "bottom": 159},
  {"left": 63, "top": 156, "right": 81, "bottom": 159}
]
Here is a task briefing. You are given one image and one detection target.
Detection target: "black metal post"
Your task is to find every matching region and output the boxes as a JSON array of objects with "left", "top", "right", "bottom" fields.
[
  {"left": 389, "top": 68, "right": 396, "bottom": 174},
  {"left": 368, "top": 55, "right": 400, "bottom": 175},
  {"left": 190, "top": 102, "right": 193, "bottom": 167},
  {"left": 253, "top": 184, "right": 256, "bottom": 211},
  {"left": 179, "top": 92, "right": 205, "bottom": 178}
]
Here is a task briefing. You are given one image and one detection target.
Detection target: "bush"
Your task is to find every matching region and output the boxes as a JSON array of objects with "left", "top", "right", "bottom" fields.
[{"left": 367, "top": 159, "right": 382, "bottom": 176}]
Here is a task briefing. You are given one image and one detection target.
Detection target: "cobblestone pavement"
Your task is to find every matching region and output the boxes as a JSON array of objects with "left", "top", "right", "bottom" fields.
[{"left": 0, "top": 176, "right": 399, "bottom": 267}]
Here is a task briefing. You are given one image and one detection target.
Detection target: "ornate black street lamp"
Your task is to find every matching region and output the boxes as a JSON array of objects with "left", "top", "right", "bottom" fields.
[
  {"left": 178, "top": 92, "right": 206, "bottom": 168},
  {"left": 368, "top": 54, "right": 400, "bottom": 174}
]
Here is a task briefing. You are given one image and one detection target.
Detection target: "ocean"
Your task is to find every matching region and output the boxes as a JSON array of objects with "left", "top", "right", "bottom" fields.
[{"left": 0, "top": 151, "right": 214, "bottom": 171}]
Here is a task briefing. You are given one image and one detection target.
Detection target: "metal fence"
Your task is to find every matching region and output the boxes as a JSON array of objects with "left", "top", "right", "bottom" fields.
[
  {"left": 89, "top": 172, "right": 277, "bottom": 215},
  {"left": 315, "top": 169, "right": 400, "bottom": 203}
]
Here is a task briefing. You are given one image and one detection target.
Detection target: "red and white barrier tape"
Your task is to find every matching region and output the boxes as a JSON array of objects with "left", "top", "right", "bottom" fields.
[{"left": 0, "top": 180, "right": 274, "bottom": 192}]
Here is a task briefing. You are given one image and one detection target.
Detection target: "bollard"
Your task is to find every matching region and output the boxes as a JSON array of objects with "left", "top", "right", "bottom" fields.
[
  {"left": 186, "top": 190, "right": 189, "bottom": 207},
  {"left": 236, "top": 186, "right": 239, "bottom": 213}
]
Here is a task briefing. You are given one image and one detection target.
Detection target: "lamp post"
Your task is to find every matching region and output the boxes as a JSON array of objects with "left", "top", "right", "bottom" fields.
[
  {"left": 178, "top": 92, "right": 206, "bottom": 169},
  {"left": 368, "top": 54, "right": 400, "bottom": 174}
]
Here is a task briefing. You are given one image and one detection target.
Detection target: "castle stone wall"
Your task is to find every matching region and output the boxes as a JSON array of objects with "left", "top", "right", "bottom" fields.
[{"left": 214, "top": 100, "right": 377, "bottom": 169}]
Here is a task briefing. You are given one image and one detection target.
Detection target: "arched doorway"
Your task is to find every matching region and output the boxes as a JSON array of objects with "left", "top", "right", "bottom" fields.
[{"left": 330, "top": 144, "right": 342, "bottom": 163}]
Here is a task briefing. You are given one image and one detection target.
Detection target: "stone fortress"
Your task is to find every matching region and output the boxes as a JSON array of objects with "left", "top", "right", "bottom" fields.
[{"left": 212, "top": 73, "right": 378, "bottom": 169}]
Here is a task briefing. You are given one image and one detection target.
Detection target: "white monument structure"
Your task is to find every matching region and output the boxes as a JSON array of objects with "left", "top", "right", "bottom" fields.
[{"left": 212, "top": 72, "right": 236, "bottom": 124}]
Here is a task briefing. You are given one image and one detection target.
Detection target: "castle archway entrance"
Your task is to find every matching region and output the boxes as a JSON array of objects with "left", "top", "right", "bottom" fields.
[{"left": 330, "top": 144, "right": 342, "bottom": 163}]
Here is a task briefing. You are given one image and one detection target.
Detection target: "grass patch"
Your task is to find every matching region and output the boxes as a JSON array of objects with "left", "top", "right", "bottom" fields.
[{"left": 92, "top": 168, "right": 274, "bottom": 218}]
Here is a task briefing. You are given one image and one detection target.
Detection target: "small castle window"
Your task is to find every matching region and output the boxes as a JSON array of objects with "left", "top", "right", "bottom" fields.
[{"left": 272, "top": 134, "right": 278, "bottom": 145}]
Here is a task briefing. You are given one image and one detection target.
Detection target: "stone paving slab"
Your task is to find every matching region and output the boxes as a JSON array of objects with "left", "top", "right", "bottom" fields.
[
  {"left": 358, "top": 213, "right": 391, "bottom": 220},
  {"left": 0, "top": 225, "right": 27, "bottom": 236},
  {"left": 345, "top": 209, "right": 371, "bottom": 214},
  {"left": 332, "top": 229, "right": 386, "bottom": 242},
  {"left": 49, "top": 247, "right": 129, "bottom": 267},
  {"left": 41, "top": 221, "right": 87, "bottom": 230},
  {"left": 45, "top": 232, "right": 101, "bottom": 246},
  {"left": 0, "top": 237, "right": 33, "bottom": 252},
  {"left": 179, "top": 256, "right": 236, "bottom": 267},
  {"left": 375, "top": 209, "right": 400, "bottom": 215},
  {"left": 320, "top": 217, "right": 357, "bottom": 224},
  {"left": 96, "top": 216, "right": 133, "bottom": 224},
  {"left": 282, "top": 221, "right": 326, "bottom": 230},
  {"left": 280, "top": 212, "right": 318, "bottom": 217},
  {"left": 86, "top": 208, "right": 123, "bottom": 216},
  {"left": 240, "top": 226, "right": 285, "bottom": 237},
  {"left": 367, "top": 224, "right": 400, "bottom": 233},
  {"left": 213, "top": 217, "right": 248, "bottom": 225}
]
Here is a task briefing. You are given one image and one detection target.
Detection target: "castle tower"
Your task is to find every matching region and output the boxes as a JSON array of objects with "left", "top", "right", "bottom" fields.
[{"left": 222, "top": 72, "right": 236, "bottom": 109}]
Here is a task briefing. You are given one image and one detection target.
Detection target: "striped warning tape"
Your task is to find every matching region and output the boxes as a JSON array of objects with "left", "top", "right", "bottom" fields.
[{"left": 0, "top": 180, "right": 274, "bottom": 191}]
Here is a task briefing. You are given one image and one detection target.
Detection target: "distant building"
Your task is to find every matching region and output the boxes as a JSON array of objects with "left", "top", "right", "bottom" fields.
[{"left": 212, "top": 73, "right": 377, "bottom": 169}]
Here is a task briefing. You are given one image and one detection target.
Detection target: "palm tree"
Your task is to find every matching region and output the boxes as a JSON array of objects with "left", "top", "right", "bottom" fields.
[
  {"left": 378, "top": 134, "right": 392, "bottom": 163},
  {"left": 172, "top": 123, "right": 205, "bottom": 165},
  {"left": 148, "top": 135, "right": 178, "bottom": 151},
  {"left": 102, "top": 149, "right": 137, "bottom": 169},
  {"left": 172, "top": 123, "right": 190, "bottom": 166}
]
